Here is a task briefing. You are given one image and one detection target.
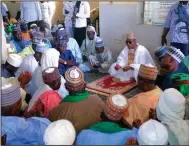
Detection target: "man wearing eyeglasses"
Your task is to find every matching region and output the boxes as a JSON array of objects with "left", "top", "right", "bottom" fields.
[{"left": 108, "top": 32, "right": 155, "bottom": 81}]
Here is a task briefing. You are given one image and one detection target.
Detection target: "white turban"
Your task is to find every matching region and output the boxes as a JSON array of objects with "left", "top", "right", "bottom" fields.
[
  {"left": 43, "top": 119, "right": 76, "bottom": 145},
  {"left": 156, "top": 88, "right": 189, "bottom": 145},
  {"left": 137, "top": 119, "right": 168, "bottom": 145},
  {"left": 7, "top": 54, "right": 22, "bottom": 67},
  {"left": 40, "top": 48, "right": 60, "bottom": 72}
]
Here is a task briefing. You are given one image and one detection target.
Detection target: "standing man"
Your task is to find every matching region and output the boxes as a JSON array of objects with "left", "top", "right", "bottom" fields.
[
  {"left": 20, "top": 1, "right": 42, "bottom": 29},
  {"left": 1, "top": 2, "right": 10, "bottom": 19},
  {"left": 63, "top": 1, "right": 75, "bottom": 38},
  {"left": 40, "top": 1, "right": 52, "bottom": 29},
  {"left": 72, "top": 1, "right": 90, "bottom": 47},
  {"left": 161, "top": 1, "right": 189, "bottom": 56}
]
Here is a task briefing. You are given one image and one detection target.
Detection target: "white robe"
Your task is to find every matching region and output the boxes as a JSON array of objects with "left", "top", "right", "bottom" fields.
[
  {"left": 63, "top": 1, "right": 75, "bottom": 38},
  {"left": 96, "top": 47, "right": 113, "bottom": 73},
  {"left": 108, "top": 45, "right": 155, "bottom": 81},
  {"left": 40, "top": 2, "right": 51, "bottom": 29}
]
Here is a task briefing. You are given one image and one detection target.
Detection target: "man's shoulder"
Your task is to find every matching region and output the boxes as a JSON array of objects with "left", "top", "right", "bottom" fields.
[{"left": 137, "top": 45, "right": 148, "bottom": 52}]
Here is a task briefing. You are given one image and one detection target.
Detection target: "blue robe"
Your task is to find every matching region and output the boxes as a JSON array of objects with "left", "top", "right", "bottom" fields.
[
  {"left": 10, "top": 39, "right": 32, "bottom": 53},
  {"left": 76, "top": 128, "right": 138, "bottom": 145},
  {"left": 1, "top": 64, "right": 14, "bottom": 78},
  {"left": 162, "top": 61, "right": 189, "bottom": 90},
  {"left": 1, "top": 116, "right": 51, "bottom": 145},
  {"left": 59, "top": 50, "right": 76, "bottom": 76}
]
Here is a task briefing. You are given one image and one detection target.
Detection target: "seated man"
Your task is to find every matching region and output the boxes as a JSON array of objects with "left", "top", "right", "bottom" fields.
[
  {"left": 2, "top": 54, "right": 22, "bottom": 78},
  {"left": 19, "top": 20, "right": 31, "bottom": 41},
  {"left": 85, "top": 37, "right": 113, "bottom": 73},
  {"left": 80, "top": 26, "right": 98, "bottom": 63},
  {"left": 44, "top": 119, "right": 76, "bottom": 145},
  {"left": 126, "top": 119, "right": 168, "bottom": 145},
  {"left": 10, "top": 24, "right": 32, "bottom": 53},
  {"left": 160, "top": 46, "right": 189, "bottom": 90},
  {"left": 108, "top": 32, "right": 155, "bottom": 81},
  {"left": 49, "top": 67, "right": 105, "bottom": 133},
  {"left": 154, "top": 46, "right": 169, "bottom": 87},
  {"left": 24, "top": 67, "right": 62, "bottom": 118},
  {"left": 56, "top": 28, "right": 83, "bottom": 65},
  {"left": 156, "top": 88, "right": 189, "bottom": 145},
  {"left": 1, "top": 116, "right": 51, "bottom": 145},
  {"left": 1, "top": 80, "right": 51, "bottom": 145},
  {"left": 123, "top": 64, "right": 161, "bottom": 126},
  {"left": 76, "top": 94, "right": 139, "bottom": 145},
  {"left": 57, "top": 39, "right": 76, "bottom": 76}
]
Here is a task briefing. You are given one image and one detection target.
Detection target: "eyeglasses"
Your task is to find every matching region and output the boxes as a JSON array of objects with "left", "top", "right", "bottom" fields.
[{"left": 125, "top": 39, "right": 136, "bottom": 45}]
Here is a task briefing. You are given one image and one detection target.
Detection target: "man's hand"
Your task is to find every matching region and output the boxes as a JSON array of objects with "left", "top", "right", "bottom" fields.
[
  {"left": 67, "top": 60, "right": 74, "bottom": 66},
  {"left": 1, "top": 134, "right": 7, "bottom": 145},
  {"left": 161, "top": 36, "right": 167, "bottom": 46},
  {"left": 132, "top": 119, "right": 142, "bottom": 129},
  {"left": 126, "top": 137, "right": 137, "bottom": 145},
  {"left": 123, "top": 66, "right": 134, "bottom": 72},
  {"left": 149, "top": 108, "right": 157, "bottom": 120},
  {"left": 115, "top": 64, "right": 121, "bottom": 71}
]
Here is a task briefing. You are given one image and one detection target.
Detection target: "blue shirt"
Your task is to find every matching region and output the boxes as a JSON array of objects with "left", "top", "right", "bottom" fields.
[
  {"left": 59, "top": 50, "right": 76, "bottom": 76},
  {"left": 164, "top": 3, "right": 189, "bottom": 44},
  {"left": 76, "top": 128, "right": 138, "bottom": 145},
  {"left": 10, "top": 39, "right": 32, "bottom": 53},
  {"left": 1, "top": 116, "right": 51, "bottom": 145},
  {"left": 162, "top": 61, "right": 189, "bottom": 90}
]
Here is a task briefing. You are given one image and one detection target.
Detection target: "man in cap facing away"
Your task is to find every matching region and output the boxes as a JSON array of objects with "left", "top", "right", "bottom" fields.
[
  {"left": 44, "top": 119, "right": 76, "bottom": 145},
  {"left": 1, "top": 54, "right": 22, "bottom": 78},
  {"left": 156, "top": 88, "right": 189, "bottom": 145},
  {"left": 49, "top": 66, "right": 105, "bottom": 133},
  {"left": 123, "top": 64, "right": 162, "bottom": 126},
  {"left": 77, "top": 94, "right": 140, "bottom": 145},
  {"left": 126, "top": 119, "right": 168, "bottom": 145}
]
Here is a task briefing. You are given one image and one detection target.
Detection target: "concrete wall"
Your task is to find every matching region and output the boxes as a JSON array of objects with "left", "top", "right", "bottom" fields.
[
  {"left": 4, "top": 1, "right": 98, "bottom": 24},
  {"left": 99, "top": 2, "right": 170, "bottom": 63}
]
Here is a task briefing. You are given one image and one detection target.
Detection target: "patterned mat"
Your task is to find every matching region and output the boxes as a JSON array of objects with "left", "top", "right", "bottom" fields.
[{"left": 86, "top": 75, "right": 137, "bottom": 96}]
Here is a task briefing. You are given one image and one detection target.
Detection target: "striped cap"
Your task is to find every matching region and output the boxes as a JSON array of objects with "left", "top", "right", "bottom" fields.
[
  {"left": 139, "top": 64, "right": 158, "bottom": 81},
  {"left": 65, "top": 66, "right": 85, "bottom": 92},
  {"left": 12, "top": 24, "right": 21, "bottom": 32},
  {"left": 95, "top": 37, "right": 104, "bottom": 48},
  {"left": 154, "top": 46, "right": 168, "bottom": 59},
  {"left": 42, "top": 67, "right": 60, "bottom": 84},
  {"left": 166, "top": 46, "right": 185, "bottom": 63},
  {"left": 1, "top": 83, "right": 21, "bottom": 107},
  {"left": 104, "top": 94, "right": 128, "bottom": 121}
]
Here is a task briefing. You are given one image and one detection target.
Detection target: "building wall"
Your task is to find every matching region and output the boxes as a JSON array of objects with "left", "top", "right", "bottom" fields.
[{"left": 99, "top": 2, "right": 170, "bottom": 64}]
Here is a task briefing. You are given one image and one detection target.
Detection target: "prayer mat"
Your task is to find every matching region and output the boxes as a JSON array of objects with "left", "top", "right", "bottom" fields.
[{"left": 86, "top": 75, "right": 137, "bottom": 96}]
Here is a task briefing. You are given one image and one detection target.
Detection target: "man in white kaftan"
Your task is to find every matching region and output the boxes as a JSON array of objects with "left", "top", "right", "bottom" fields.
[
  {"left": 88, "top": 37, "right": 113, "bottom": 73},
  {"left": 40, "top": 1, "right": 52, "bottom": 29},
  {"left": 108, "top": 32, "right": 155, "bottom": 81},
  {"left": 63, "top": 1, "right": 75, "bottom": 38}
]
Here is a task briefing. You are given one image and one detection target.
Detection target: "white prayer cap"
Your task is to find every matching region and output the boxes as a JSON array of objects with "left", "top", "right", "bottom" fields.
[
  {"left": 137, "top": 119, "right": 168, "bottom": 145},
  {"left": 7, "top": 54, "right": 22, "bottom": 67},
  {"left": 43, "top": 119, "right": 76, "bottom": 145},
  {"left": 1, "top": 77, "right": 21, "bottom": 107},
  {"left": 166, "top": 46, "right": 185, "bottom": 63},
  {"left": 126, "top": 32, "right": 136, "bottom": 40},
  {"left": 40, "top": 48, "right": 60, "bottom": 71},
  {"left": 36, "top": 41, "right": 49, "bottom": 53}
]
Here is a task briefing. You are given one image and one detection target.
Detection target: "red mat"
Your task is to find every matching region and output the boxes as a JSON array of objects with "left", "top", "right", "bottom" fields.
[{"left": 86, "top": 75, "right": 137, "bottom": 96}]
